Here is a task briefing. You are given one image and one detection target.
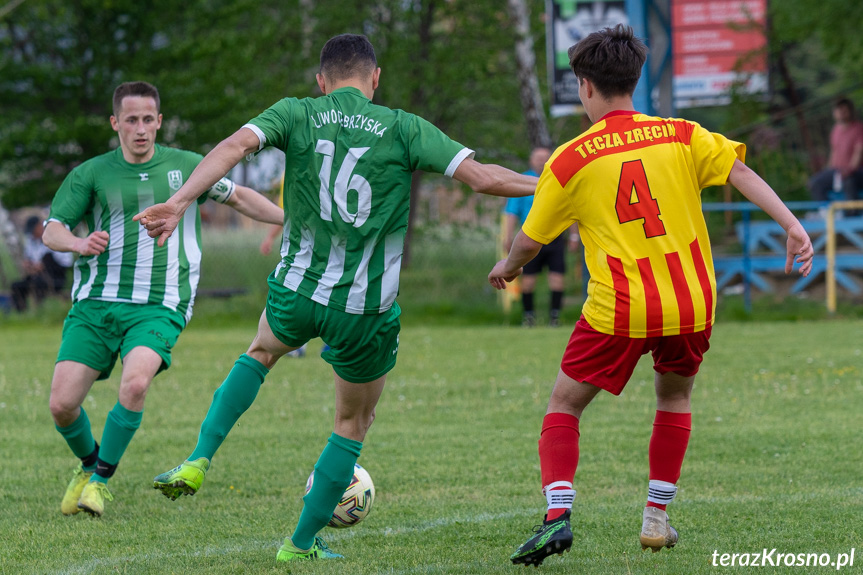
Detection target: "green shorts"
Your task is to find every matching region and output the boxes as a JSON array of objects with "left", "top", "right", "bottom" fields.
[
  {"left": 265, "top": 279, "right": 400, "bottom": 383},
  {"left": 56, "top": 299, "right": 186, "bottom": 380}
]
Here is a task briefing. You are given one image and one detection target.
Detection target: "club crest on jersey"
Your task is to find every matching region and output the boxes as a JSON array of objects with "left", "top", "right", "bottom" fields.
[{"left": 167, "top": 170, "right": 184, "bottom": 191}]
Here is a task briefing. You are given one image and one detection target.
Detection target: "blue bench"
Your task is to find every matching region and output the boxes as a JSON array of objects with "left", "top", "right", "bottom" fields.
[{"left": 712, "top": 214, "right": 863, "bottom": 295}]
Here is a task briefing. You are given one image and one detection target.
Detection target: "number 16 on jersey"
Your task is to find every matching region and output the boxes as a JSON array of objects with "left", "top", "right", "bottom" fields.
[{"left": 316, "top": 139, "right": 372, "bottom": 228}]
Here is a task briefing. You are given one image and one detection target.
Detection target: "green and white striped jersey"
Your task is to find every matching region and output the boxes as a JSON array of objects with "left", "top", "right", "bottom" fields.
[
  {"left": 48, "top": 145, "right": 236, "bottom": 324},
  {"left": 244, "top": 86, "right": 473, "bottom": 315}
]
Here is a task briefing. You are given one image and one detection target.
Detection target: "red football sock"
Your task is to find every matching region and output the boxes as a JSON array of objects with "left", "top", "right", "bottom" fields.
[
  {"left": 647, "top": 410, "right": 691, "bottom": 510},
  {"left": 538, "top": 412, "right": 580, "bottom": 521}
]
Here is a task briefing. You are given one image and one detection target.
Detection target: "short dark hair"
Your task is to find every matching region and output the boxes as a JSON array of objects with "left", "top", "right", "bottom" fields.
[
  {"left": 320, "top": 34, "right": 377, "bottom": 82},
  {"left": 112, "top": 81, "right": 160, "bottom": 116},
  {"left": 835, "top": 97, "right": 855, "bottom": 115},
  {"left": 25, "top": 215, "right": 41, "bottom": 235},
  {"left": 568, "top": 24, "right": 648, "bottom": 99}
]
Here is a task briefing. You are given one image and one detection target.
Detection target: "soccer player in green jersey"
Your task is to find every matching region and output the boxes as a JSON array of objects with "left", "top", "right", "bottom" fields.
[
  {"left": 43, "top": 81, "right": 283, "bottom": 518},
  {"left": 136, "top": 34, "right": 537, "bottom": 561}
]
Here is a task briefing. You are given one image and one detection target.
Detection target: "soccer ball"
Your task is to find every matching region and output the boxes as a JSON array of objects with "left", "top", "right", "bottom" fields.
[{"left": 305, "top": 463, "right": 375, "bottom": 528}]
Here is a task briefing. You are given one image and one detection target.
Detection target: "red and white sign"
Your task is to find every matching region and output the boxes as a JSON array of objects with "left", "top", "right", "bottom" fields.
[
  {"left": 672, "top": 0, "right": 768, "bottom": 108},
  {"left": 672, "top": 0, "right": 765, "bottom": 26}
]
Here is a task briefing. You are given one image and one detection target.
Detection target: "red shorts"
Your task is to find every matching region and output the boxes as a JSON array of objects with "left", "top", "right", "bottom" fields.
[{"left": 560, "top": 316, "right": 711, "bottom": 396}]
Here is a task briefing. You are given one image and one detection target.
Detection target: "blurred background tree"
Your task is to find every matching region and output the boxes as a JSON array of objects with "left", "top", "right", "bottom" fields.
[
  {"left": 0, "top": 0, "right": 310, "bottom": 208},
  {"left": 3, "top": 0, "right": 863, "bottom": 320},
  {"left": 6, "top": 0, "right": 859, "bottom": 209},
  {"left": 0, "top": 0, "right": 537, "bottom": 209}
]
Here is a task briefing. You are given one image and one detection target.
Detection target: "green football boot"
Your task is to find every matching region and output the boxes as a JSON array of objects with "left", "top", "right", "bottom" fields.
[
  {"left": 77, "top": 481, "right": 113, "bottom": 517},
  {"left": 511, "top": 511, "right": 573, "bottom": 567},
  {"left": 276, "top": 536, "right": 343, "bottom": 561},
  {"left": 153, "top": 458, "right": 209, "bottom": 500},
  {"left": 61, "top": 463, "right": 93, "bottom": 515}
]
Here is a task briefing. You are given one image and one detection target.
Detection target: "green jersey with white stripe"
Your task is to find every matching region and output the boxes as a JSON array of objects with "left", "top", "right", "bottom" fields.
[
  {"left": 48, "top": 145, "right": 236, "bottom": 324},
  {"left": 245, "top": 86, "right": 473, "bottom": 315}
]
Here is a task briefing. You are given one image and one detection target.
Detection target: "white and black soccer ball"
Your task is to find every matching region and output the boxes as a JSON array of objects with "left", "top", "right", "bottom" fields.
[{"left": 305, "top": 463, "right": 375, "bottom": 528}]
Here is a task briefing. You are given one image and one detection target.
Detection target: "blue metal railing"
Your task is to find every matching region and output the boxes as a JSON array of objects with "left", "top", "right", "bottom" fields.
[{"left": 702, "top": 201, "right": 825, "bottom": 312}]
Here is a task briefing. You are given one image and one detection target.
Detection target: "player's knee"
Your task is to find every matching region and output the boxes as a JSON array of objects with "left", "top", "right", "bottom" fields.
[
  {"left": 119, "top": 376, "right": 152, "bottom": 404},
  {"left": 48, "top": 395, "right": 79, "bottom": 424}
]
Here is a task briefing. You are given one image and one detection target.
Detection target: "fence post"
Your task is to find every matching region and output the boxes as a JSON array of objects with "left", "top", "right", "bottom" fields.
[
  {"left": 826, "top": 205, "right": 836, "bottom": 313},
  {"left": 742, "top": 210, "right": 751, "bottom": 313}
]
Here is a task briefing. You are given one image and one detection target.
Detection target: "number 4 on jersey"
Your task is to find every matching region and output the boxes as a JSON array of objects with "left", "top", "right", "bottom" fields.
[{"left": 615, "top": 159, "right": 666, "bottom": 238}]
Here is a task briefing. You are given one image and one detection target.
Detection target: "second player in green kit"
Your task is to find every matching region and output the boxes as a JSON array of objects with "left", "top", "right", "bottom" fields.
[{"left": 44, "top": 81, "right": 283, "bottom": 518}]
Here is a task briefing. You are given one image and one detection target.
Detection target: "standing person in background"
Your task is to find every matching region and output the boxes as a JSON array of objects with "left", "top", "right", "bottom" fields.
[
  {"left": 43, "top": 81, "right": 283, "bottom": 518},
  {"left": 259, "top": 173, "right": 286, "bottom": 256},
  {"left": 489, "top": 25, "right": 814, "bottom": 567},
  {"left": 503, "top": 147, "right": 579, "bottom": 327},
  {"left": 135, "top": 34, "right": 536, "bottom": 562},
  {"left": 808, "top": 98, "right": 863, "bottom": 205},
  {"left": 11, "top": 215, "right": 73, "bottom": 311}
]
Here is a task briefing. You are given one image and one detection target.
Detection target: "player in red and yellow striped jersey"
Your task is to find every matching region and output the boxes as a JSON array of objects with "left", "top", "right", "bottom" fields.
[
  {"left": 491, "top": 25, "right": 814, "bottom": 567},
  {"left": 529, "top": 115, "right": 740, "bottom": 337}
]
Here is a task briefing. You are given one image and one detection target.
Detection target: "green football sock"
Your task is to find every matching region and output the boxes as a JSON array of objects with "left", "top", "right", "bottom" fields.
[
  {"left": 55, "top": 407, "right": 97, "bottom": 467},
  {"left": 189, "top": 354, "right": 269, "bottom": 462},
  {"left": 93, "top": 401, "right": 143, "bottom": 483},
  {"left": 291, "top": 433, "right": 362, "bottom": 550}
]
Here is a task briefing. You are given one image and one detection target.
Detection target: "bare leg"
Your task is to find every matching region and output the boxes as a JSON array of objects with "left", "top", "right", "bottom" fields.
[
  {"left": 49, "top": 361, "right": 100, "bottom": 427},
  {"left": 245, "top": 310, "right": 298, "bottom": 368},
  {"left": 547, "top": 368, "right": 601, "bottom": 418},
  {"left": 654, "top": 371, "right": 694, "bottom": 413},
  {"left": 117, "top": 346, "right": 163, "bottom": 411},
  {"left": 333, "top": 373, "right": 386, "bottom": 442}
]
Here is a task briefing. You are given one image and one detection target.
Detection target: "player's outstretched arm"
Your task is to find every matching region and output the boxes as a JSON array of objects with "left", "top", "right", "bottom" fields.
[
  {"left": 728, "top": 159, "right": 814, "bottom": 276},
  {"left": 488, "top": 230, "right": 543, "bottom": 290},
  {"left": 226, "top": 185, "right": 284, "bottom": 226},
  {"left": 43, "top": 220, "right": 109, "bottom": 256},
  {"left": 453, "top": 158, "right": 537, "bottom": 198},
  {"left": 134, "top": 127, "right": 261, "bottom": 246}
]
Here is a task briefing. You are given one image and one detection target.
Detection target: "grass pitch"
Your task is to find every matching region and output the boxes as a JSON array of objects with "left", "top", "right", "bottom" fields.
[{"left": 0, "top": 319, "right": 861, "bottom": 574}]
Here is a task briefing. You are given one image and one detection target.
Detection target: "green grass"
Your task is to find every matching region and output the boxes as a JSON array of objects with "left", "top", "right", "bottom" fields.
[{"left": 1, "top": 319, "right": 861, "bottom": 574}]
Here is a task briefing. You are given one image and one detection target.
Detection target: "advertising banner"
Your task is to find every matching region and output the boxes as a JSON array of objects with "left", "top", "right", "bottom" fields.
[
  {"left": 546, "top": 0, "right": 628, "bottom": 117},
  {"left": 671, "top": 0, "right": 768, "bottom": 108}
]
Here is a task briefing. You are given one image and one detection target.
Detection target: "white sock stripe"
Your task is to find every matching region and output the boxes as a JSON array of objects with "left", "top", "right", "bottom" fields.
[
  {"left": 544, "top": 481, "right": 573, "bottom": 492},
  {"left": 545, "top": 488, "right": 576, "bottom": 509},
  {"left": 647, "top": 480, "right": 678, "bottom": 504}
]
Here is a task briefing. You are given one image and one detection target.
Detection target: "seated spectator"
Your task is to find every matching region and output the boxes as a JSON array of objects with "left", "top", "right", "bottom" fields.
[
  {"left": 809, "top": 98, "right": 863, "bottom": 204},
  {"left": 11, "top": 216, "right": 73, "bottom": 311}
]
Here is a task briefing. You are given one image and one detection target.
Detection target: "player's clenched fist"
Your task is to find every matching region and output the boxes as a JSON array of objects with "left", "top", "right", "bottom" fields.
[{"left": 76, "top": 231, "right": 109, "bottom": 256}]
